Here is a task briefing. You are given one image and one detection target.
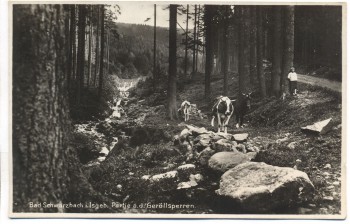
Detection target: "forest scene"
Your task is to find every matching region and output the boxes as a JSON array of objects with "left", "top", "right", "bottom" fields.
[{"left": 12, "top": 3, "right": 344, "bottom": 216}]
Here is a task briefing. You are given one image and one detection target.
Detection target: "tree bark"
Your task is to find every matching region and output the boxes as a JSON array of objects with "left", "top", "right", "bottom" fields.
[
  {"left": 281, "top": 6, "right": 295, "bottom": 94},
  {"left": 256, "top": 6, "right": 267, "bottom": 98},
  {"left": 153, "top": 4, "right": 157, "bottom": 81},
  {"left": 94, "top": 6, "right": 100, "bottom": 87},
  {"left": 238, "top": 6, "right": 250, "bottom": 94},
  {"left": 250, "top": 6, "right": 257, "bottom": 86},
  {"left": 192, "top": 5, "right": 197, "bottom": 75},
  {"left": 167, "top": 4, "right": 178, "bottom": 120},
  {"left": 184, "top": 4, "right": 189, "bottom": 75},
  {"left": 76, "top": 5, "right": 86, "bottom": 104},
  {"left": 13, "top": 4, "right": 70, "bottom": 212},
  {"left": 98, "top": 5, "right": 105, "bottom": 101},
  {"left": 204, "top": 5, "right": 215, "bottom": 99},
  {"left": 271, "top": 6, "right": 282, "bottom": 96},
  {"left": 87, "top": 6, "right": 92, "bottom": 87},
  {"left": 195, "top": 5, "right": 201, "bottom": 73},
  {"left": 67, "top": 5, "right": 75, "bottom": 93},
  {"left": 72, "top": 6, "right": 77, "bottom": 82},
  {"left": 222, "top": 6, "right": 229, "bottom": 96}
]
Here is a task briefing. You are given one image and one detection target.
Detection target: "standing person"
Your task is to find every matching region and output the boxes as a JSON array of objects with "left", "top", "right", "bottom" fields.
[{"left": 287, "top": 67, "right": 298, "bottom": 95}]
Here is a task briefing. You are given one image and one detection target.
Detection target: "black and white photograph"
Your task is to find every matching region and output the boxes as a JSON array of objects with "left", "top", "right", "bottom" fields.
[{"left": 9, "top": 1, "right": 346, "bottom": 219}]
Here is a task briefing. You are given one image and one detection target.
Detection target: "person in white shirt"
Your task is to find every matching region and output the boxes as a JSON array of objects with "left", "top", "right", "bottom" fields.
[{"left": 287, "top": 67, "right": 298, "bottom": 95}]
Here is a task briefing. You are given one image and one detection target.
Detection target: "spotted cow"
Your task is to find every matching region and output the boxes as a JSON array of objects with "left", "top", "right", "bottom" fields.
[{"left": 211, "top": 96, "right": 234, "bottom": 133}]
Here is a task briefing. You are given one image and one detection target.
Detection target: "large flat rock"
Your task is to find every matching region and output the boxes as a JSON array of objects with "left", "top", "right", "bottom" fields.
[
  {"left": 233, "top": 133, "right": 249, "bottom": 142},
  {"left": 301, "top": 118, "right": 332, "bottom": 134},
  {"left": 216, "top": 162, "right": 315, "bottom": 212},
  {"left": 208, "top": 151, "right": 251, "bottom": 172}
]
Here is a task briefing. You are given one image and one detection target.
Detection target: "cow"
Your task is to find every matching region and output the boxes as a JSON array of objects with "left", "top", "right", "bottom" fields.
[
  {"left": 233, "top": 93, "right": 252, "bottom": 128},
  {"left": 178, "top": 100, "right": 192, "bottom": 122},
  {"left": 211, "top": 96, "right": 234, "bottom": 133}
]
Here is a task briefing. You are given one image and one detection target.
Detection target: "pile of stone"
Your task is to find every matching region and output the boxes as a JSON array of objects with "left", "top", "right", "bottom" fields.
[
  {"left": 170, "top": 124, "right": 315, "bottom": 213},
  {"left": 174, "top": 125, "right": 258, "bottom": 165}
]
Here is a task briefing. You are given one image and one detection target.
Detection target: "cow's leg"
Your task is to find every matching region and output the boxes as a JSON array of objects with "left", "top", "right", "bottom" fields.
[
  {"left": 224, "top": 114, "right": 232, "bottom": 133},
  {"left": 235, "top": 113, "right": 240, "bottom": 129},
  {"left": 240, "top": 115, "right": 244, "bottom": 128},
  {"left": 217, "top": 113, "right": 222, "bottom": 133},
  {"left": 211, "top": 116, "right": 215, "bottom": 127}
]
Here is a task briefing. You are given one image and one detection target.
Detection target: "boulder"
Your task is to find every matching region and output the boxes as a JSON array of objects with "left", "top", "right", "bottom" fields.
[
  {"left": 151, "top": 171, "right": 178, "bottom": 182},
  {"left": 197, "top": 147, "right": 216, "bottom": 166},
  {"left": 216, "top": 162, "right": 315, "bottom": 212},
  {"left": 177, "top": 180, "right": 198, "bottom": 189},
  {"left": 193, "top": 133, "right": 214, "bottom": 143},
  {"left": 189, "top": 174, "right": 204, "bottom": 183},
  {"left": 301, "top": 118, "right": 332, "bottom": 135},
  {"left": 194, "top": 138, "right": 211, "bottom": 151},
  {"left": 178, "top": 164, "right": 196, "bottom": 170},
  {"left": 236, "top": 144, "right": 247, "bottom": 153},
  {"left": 215, "top": 132, "right": 234, "bottom": 141},
  {"left": 233, "top": 133, "right": 249, "bottom": 142},
  {"left": 100, "top": 147, "right": 109, "bottom": 156},
  {"left": 208, "top": 151, "right": 251, "bottom": 172},
  {"left": 177, "top": 164, "right": 196, "bottom": 180},
  {"left": 179, "top": 128, "right": 191, "bottom": 142},
  {"left": 186, "top": 125, "right": 210, "bottom": 136},
  {"left": 212, "top": 139, "right": 237, "bottom": 152},
  {"left": 246, "top": 152, "right": 257, "bottom": 160}
]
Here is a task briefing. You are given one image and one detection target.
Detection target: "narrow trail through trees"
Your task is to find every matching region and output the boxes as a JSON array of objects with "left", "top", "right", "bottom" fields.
[{"left": 298, "top": 74, "right": 341, "bottom": 93}]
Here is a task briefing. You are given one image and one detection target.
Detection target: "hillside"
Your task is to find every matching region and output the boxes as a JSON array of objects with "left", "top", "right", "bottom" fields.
[
  {"left": 106, "top": 22, "right": 190, "bottom": 79},
  {"left": 74, "top": 72, "right": 342, "bottom": 214}
]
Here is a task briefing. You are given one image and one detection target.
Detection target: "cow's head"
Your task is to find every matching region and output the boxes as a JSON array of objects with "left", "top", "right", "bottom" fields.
[
  {"left": 221, "top": 96, "right": 232, "bottom": 115},
  {"left": 242, "top": 92, "right": 252, "bottom": 110}
]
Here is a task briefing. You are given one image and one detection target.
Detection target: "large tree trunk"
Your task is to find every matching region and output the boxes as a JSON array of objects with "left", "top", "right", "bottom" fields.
[
  {"left": 222, "top": 6, "right": 229, "bottom": 96},
  {"left": 93, "top": 6, "right": 100, "bottom": 87},
  {"left": 238, "top": 6, "right": 250, "bottom": 94},
  {"left": 72, "top": 7, "right": 77, "bottom": 82},
  {"left": 192, "top": 5, "right": 197, "bottom": 75},
  {"left": 195, "top": 5, "right": 201, "bottom": 73},
  {"left": 184, "top": 4, "right": 189, "bottom": 75},
  {"left": 87, "top": 6, "right": 92, "bottom": 87},
  {"left": 167, "top": 4, "right": 178, "bottom": 120},
  {"left": 153, "top": 4, "right": 157, "bottom": 81},
  {"left": 204, "top": 5, "right": 215, "bottom": 99},
  {"left": 98, "top": 5, "right": 105, "bottom": 101},
  {"left": 250, "top": 6, "right": 257, "bottom": 86},
  {"left": 281, "top": 6, "right": 295, "bottom": 94},
  {"left": 67, "top": 5, "right": 75, "bottom": 93},
  {"left": 271, "top": 6, "right": 282, "bottom": 96},
  {"left": 256, "top": 6, "right": 267, "bottom": 98},
  {"left": 12, "top": 5, "right": 70, "bottom": 212},
  {"left": 76, "top": 5, "right": 86, "bottom": 104}
]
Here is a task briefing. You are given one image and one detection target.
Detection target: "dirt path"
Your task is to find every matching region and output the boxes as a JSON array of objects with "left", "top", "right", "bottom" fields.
[{"left": 298, "top": 74, "right": 342, "bottom": 92}]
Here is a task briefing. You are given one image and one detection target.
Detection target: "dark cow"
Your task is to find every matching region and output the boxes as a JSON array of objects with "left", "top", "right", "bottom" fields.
[
  {"left": 211, "top": 96, "right": 234, "bottom": 133},
  {"left": 178, "top": 100, "right": 192, "bottom": 121},
  {"left": 233, "top": 93, "right": 252, "bottom": 128}
]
